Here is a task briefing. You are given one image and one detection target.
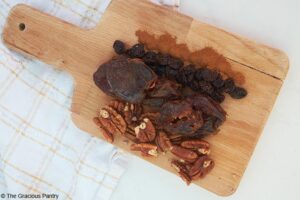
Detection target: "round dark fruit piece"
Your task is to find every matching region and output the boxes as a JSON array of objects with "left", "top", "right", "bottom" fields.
[
  {"left": 113, "top": 40, "right": 126, "bottom": 54},
  {"left": 127, "top": 44, "right": 145, "bottom": 58},
  {"left": 229, "top": 87, "right": 248, "bottom": 99}
]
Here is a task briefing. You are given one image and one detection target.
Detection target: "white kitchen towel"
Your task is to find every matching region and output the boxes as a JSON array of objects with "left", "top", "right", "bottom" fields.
[{"left": 0, "top": 0, "right": 178, "bottom": 200}]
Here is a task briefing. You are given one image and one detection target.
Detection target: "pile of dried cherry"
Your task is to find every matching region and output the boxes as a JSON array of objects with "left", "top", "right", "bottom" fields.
[
  {"left": 92, "top": 40, "right": 248, "bottom": 185},
  {"left": 114, "top": 40, "right": 247, "bottom": 103}
]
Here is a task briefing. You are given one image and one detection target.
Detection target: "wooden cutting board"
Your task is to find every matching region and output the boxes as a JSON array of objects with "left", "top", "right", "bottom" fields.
[{"left": 2, "top": 0, "right": 289, "bottom": 196}]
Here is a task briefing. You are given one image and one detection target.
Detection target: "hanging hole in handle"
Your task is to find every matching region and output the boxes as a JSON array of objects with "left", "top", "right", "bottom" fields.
[{"left": 19, "top": 23, "right": 26, "bottom": 31}]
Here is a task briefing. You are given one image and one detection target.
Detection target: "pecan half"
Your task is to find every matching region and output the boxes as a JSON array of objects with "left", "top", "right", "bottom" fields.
[
  {"left": 188, "top": 155, "right": 214, "bottom": 180},
  {"left": 170, "top": 146, "right": 198, "bottom": 163},
  {"left": 140, "top": 112, "right": 160, "bottom": 126},
  {"left": 109, "top": 100, "right": 142, "bottom": 125},
  {"left": 171, "top": 160, "right": 189, "bottom": 174},
  {"left": 93, "top": 117, "right": 101, "bottom": 126},
  {"left": 94, "top": 117, "right": 114, "bottom": 143},
  {"left": 178, "top": 171, "right": 191, "bottom": 185},
  {"left": 130, "top": 143, "right": 158, "bottom": 157},
  {"left": 124, "top": 128, "right": 139, "bottom": 143},
  {"left": 171, "top": 160, "right": 191, "bottom": 185},
  {"left": 134, "top": 118, "right": 156, "bottom": 142},
  {"left": 155, "top": 131, "right": 172, "bottom": 153},
  {"left": 109, "top": 100, "right": 126, "bottom": 113},
  {"left": 124, "top": 102, "right": 142, "bottom": 125},
  {"left": 168, "top": 134, "right": 184, "bottom": 145},
  {"left": 181, "top": 139, "right": 210, "bottom": 155},
  {"left": 96, "top": 106, "right": 127, "bottom": 143}
]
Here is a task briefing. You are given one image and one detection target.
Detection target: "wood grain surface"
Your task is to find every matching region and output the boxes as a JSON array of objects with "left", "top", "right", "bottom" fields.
[{"left": 2, "top": 0, "right": 289, "bottom": 196}]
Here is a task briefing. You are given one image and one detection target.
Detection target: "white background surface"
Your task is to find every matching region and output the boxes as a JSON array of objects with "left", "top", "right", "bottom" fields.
[{"left": 111, "top": 0, "right": 300, "bottom": 199}]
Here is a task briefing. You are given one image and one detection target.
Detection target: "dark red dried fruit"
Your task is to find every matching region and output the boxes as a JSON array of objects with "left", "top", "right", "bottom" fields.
[
  {"left": 189, "top": 80, "right": 200, "bottom": 91},
  {"left": 229, "top": 87, "right": 248, "bottom": 99},
  {"left": 147, "top": 79, "right": 181, "bottom": 99},
  {"left": 192, "top": 116, "right": 219, "bottom": 137},
  {"left": 223, "top": 78, "right": 236, "bottom": 93},
  {"left": 93, "top": 60, "right": 114, "bottom": 96},
  {"left": 183, "top": 65, "right": 196, "bottom": 82},
  {"left": 153, "top": 65, "right": 166, "bottom": 76},
  {"left": 142, "top": 98, "right": 166, "bottom": 110},
  {"left": 143, "top": 51, "right": 157, "bottom": 65},
  {"left": 188, "top": 94, "right": 226, "bottom": 122},
  {"left": 198, "top": 81, "right": 214, "bottom": 94},
  {"left": 212, "top": 75, "right": 225, "bottom": 88},
  {"left": 94, "top": 56, "right": 157, "bottom": 103},
  {"left": 158, "top": 100, "right": 203, "bottom": 136},
  {"left": 194, "top": 68, "right": 204, "bottom": 81},
  {"left": 210, "top": 91, "right": 225, "bottom": 103},
  {"left": 168, "top": 57, "right": 184, "bottom": 69},
  {"left": 127, "top": 44, "right": 145, "bottom": 58},
  {"left": 156, "top": 53, "right": 171, "bottom": 66},
  {"left": 165, "top": 111, "right": 203, "bottom": 136},
  {"left": 202, "top": 68, "right": 218, "bottom": 82},
  {"left": 113, "top": 40, "right": 126, "bottom": 54},
  {"left": 175, "top": 70, "right": 188, "bottom": 84},
  {"left": 165, "top": 66, "right": 178, "bottom": 80}
]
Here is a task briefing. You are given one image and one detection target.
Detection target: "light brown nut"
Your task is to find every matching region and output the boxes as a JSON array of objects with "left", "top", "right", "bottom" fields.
[
  {"left": 140, "top": 112, "right": 160, "bottom": 126},
  {"left": 99, "top": 127, "right": 114, "bottom": 143},
  {"left": 124, "top": 132, "right": 139, "bottom": 143},
  {"left": 125, "top": 127, "right": 139, "bottom": 143},
  {"left": 171, "top": 160, "right": 189, "bottom": 174},
  {"left": 109, "top": 100, "right": 125, "bottom": 112},
  {"left": 181, "top": 139, "right": 210, "bottom": 155},
  {"left": 178, "top": 171, "right": 192, "bottom": 185},
  {"left": 170, "top": 146, "right": 198, "bottom": 163},
  {"left": 134, "top": 118, "right": 156, "bottom": 142},
  {"left": 189, "top": 156, "right": 214, "bottom": 180},
  {"left": 98, "top": 106, "right": 127, "bottom": 135},
  {"left": 171, "top": 160, "right": 191, "bottom": 185},
  {"left": 155, "top": 131, "right": 172, "bottom": 153},
  {"left": 130, "top": 143, "right": 158, "bottom": 157},
  {"left": 109, "top": 100, "right": 142, "bottom": 125},
  {"left": 93, "top": 117, "right": 101, "bottom": 127},
  {"left": 93, "top": 117, "right": 114, "bottom": 143},
  {"left": 130, "top": 103, "right": 142, "bottom": 121},
  {"left": 96, "top": 106, "right": 127, "bottom": 143},
  {"left": 168, "top": 134, "right": 184, "bottom": 145}
]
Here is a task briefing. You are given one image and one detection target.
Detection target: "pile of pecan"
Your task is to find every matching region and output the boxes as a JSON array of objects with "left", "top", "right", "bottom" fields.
[{"left": 94, "top": 100, "right": 214, "bottom": 185}]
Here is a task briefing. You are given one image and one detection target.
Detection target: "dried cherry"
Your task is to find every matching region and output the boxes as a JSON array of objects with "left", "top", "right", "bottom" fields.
[
  {"left": 168, "top": 57, "right": 184, "bottom": 69},
  {"left": 229, "top": 87, "right": 248, "bottom": 99},
  {"left": 198, "top": 81, "right": 214, "bottom": 94},
  {"left": 202, "top": 68, "right": 218, "bottom": 82},
  {"left": 113, "top": 40, "right": 126, "bottom": 54},
  {"left": 212, "top": 75, "right": 225, "bottom": 88},
  {"left": 127, "top": 44, "right": 145, "bottom": 58},
  {"left": 223, "top": 78, "right": 236, "bottom": 93},
  {"left": 210, "top": 91, "right": 225, "bottom": 103},
  {"left": 143, "top": 51, "right": 157, "bottom": 65},
  {"left": 156, "top": 53, "right": 171, "bottom": 66},
  {"left": 165, "top": 66, "right": 178, "bottom": 80}
]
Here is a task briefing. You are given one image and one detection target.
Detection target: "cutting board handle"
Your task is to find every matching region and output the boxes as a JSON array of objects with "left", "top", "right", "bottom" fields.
[{"left": 2, "top": 4, "right": 97, "bottom": 77}]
